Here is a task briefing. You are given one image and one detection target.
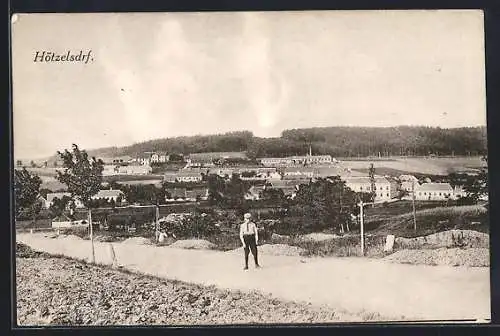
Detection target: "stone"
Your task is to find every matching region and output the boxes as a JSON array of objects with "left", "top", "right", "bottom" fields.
[{"left": 384, "top": 235, "right": 395, "bottom": 252}]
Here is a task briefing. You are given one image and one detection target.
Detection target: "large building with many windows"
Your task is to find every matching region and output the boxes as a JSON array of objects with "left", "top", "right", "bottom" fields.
[
  {"left": 342, "top": 176, "right": 395, "bottom": 202},
  {"left": 258, "top": 155, "right": 335, "bottom": 167},
  {"left": 414, "top": 183, "right": 453, "bottom": 201}
]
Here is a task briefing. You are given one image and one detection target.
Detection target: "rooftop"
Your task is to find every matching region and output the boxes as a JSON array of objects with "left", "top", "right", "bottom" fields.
[
  {"left": 415, "top": 183, "right": 453, "bottom": 192},
  {"left": 189, "top": 152, "right": 247, "bottom": 159},
  {"left": 52, "top": 214, "right": 73, "bottom": 222},
  {"left": 343, "top": 176, "right": 390, "bottom": 184},
  {"left": 46, "top": 192, "right": 72, "bottom": 203},
  {"left": 282, "top": 167, "right": 316, "bottom": 173},
  {"left": 269, "top": 179, "right": 305, "bottom": 188},
  {"left": 95, "top": 189, "right": 124, "bottom": 198},
  {"left": 399, "top": 174, "right": 419, "bottom": 182},
  {"left": 176, "top": 171, "right": 204, "bottom": 177}
]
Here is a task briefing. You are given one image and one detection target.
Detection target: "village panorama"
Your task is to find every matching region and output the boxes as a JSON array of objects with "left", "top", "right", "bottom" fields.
[{"left": 14, "top": 126, "right": 490, "bottom": 325}]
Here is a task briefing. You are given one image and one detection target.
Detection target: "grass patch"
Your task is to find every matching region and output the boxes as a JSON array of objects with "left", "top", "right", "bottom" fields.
[
  {"left": 205, "top": 231, "right": 241, "bottom": 251},
  {"left": 267, "top": 234, "right": 388, "bottom": 258},
  {"left": 373, "top": 205, "right": 488, "bottom": 238},
  {"left": 291, "top": 235, "right": 388, "bottom": 258},
  {"left": 103, "top": 174, "right": 164, "bottom": 182},
  {"left": 363, "top": 201, "right": 455, "bottom": 231}
]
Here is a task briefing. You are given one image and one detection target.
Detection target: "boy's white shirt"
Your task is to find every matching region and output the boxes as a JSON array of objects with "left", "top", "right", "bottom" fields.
[{"left": 239, "top": 221, "right": 258, "bottom": 246}]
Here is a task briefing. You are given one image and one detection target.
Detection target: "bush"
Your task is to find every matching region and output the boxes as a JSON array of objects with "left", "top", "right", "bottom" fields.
[
  {"left": 206, "top": 232, "right": 241, "bottom": 251},
  {"left": 456, "top": 196, "right": 477, "bottom": 206},
  {"left": 291, "top": 234, "right": 388, "bottom": 258},
  {"left": 16, "top": 218, "right": 52, "bottom": 229},
  {"left": 59, "top": 226, "right": 89, "bottom": 239}
]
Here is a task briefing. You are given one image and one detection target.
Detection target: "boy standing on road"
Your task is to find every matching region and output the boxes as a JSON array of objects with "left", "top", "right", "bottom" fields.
[{"left": 239, "top": 213, "right": 260, "bottom": 270}]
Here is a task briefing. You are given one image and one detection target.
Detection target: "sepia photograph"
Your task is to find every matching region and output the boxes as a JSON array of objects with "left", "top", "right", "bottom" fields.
[{"left": 11, "top": 10, "right": 490, "bottom": 325}]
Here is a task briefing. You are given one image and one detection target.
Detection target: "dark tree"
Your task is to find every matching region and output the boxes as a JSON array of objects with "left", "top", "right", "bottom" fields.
[
  {"left": 287, "top": 177, "right": 358, "bottom": 233},
  {"left": 49, "top": 195, "right": 72, "bottom": 218},
  {"left": 368, "top": 163, "right": 376, "bottom": 203},
  {"left": 261, "top": 188, "right": 286, "bottom": 204},
  {"left": 14, "top": 168, "right": 42, "bottom": 222},
  {"left": 207, "top": 174, "right": 226, "bottom": 205},
  {"left": 56, "top": 144, "right": 104, "bottom": 262},
  {"left": 39, "top": 188, "right": 52, "bottom": 199},
  {"left": 225, "top": 174, "right": 249, "bottom": 208},
  {"left": 56, "top": 144, "right": 104, "bottom": 207},
  {"left": 462, "top": 170, "right": 488, "bottom": 204}
]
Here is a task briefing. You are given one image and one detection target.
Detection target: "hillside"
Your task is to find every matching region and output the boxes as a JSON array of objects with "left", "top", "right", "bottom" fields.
[
  {"left": 367, "top": 204, "right": 489, "bottom": 238},
  {"left": 33, "top": 126, "right": 487, "bottom": 163}
]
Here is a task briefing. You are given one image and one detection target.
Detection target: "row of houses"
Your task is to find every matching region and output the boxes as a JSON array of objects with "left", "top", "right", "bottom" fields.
[
  {"left": 115, "top": 151, "right": 246, "bottom": 168},
  {"left": 101, "top": 152, "right": 179, "bottom": 167},
  {"left": 258, "top": 155, "right": 336, "bottom": 167},
  {"left": 137, "top": 152, "right": 173, "bottom": 165},
  {"left": 163, "top": 166, "right": 350, "bottom": 183},
  {"left": 164, "top": 187, "right": 209, "bottom": 202},
  {"left": 246, "top": 177, "right": 466, "bottom": 203},
  {"left": 184, "top": 152, "right": 248, "bottom": 168},
  {"left": 103, "top": 150, "right": 340, "bottom": 170},
  {"left": 43, "top": 189, "right": 125, "bottom": 209},
  {"left": 41, "top": 179, "right": 469, "bottom": 212},
  {"left": 102, "top": 164, "right": 153, "bottom": 176}
]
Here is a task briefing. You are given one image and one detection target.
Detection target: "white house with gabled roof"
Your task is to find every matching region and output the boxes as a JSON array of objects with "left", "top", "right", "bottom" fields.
[
  {"left": 91, "top": 189, "right": 125, "bottom": 203},
  {"left": 44, "top": 192, "right": 85, "bottom": 209},
  {"left": 414, "top": 183, "right": 453, "bottom": 201},
  {"left": 343, "top": 176, "right": 394, "bottom": 202}
]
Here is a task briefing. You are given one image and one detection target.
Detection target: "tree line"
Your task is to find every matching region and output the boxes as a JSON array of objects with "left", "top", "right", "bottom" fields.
[{"left": 73, "top": 126, "right": 486, "bottom": 160}]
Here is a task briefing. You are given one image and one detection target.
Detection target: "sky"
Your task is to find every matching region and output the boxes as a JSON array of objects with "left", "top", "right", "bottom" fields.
[{"left": 11, "top": 10, "right": 486, "bottom": 160}]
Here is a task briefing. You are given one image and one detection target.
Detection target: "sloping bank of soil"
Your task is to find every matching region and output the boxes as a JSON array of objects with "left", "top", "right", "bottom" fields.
[
  {"left": 384, "top": 248, "right": 489, "bottom": 267},
  {"left": 16, "top": 244, "right": 376, "bottom": 326}
]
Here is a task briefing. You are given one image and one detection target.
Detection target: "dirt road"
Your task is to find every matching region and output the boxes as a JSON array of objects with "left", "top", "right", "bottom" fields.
[{"left": 16, "top": 233, "right": 490, "bottom": 322}]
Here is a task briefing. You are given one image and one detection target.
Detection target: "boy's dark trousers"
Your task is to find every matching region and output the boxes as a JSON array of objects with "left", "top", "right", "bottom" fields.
[{"left": 243, "top": 234, "right": 259, "bottom": 267}]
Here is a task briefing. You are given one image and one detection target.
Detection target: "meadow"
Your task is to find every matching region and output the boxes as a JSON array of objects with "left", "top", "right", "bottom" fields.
[{"left": 341, "top": 156, "right": 485, "bottom": 176}]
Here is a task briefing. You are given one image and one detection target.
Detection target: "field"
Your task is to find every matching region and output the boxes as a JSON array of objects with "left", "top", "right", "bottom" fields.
[
  {"left": 35, "top": 173, "right": 166, "bottom": 191},
  {"left": 25, "top": 167, "right": 62, "bottom": 177},
  {"left": 340, "top": 156, "right": 486, "bottom": 176},
  {"left": 103, "top": 174, "right": 164, "bottom": 182},
  {"left": 115, "top": 180, "right": 163, "bottom": 186}
]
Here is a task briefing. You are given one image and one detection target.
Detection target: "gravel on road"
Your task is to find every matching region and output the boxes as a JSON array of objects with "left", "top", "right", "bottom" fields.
[
  {"left": 16, "top": 244, "right": 367, "bottom": 326},
  {"left": 384, "top": 248, "right": 489, "bottom": 267}
]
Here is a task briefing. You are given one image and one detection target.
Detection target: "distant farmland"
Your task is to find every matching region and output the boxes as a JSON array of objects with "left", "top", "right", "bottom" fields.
[
  {"left": 38, "top": 173, "right": 165, "bottom": 191},
  {"left": 340, "top": 156, "right": 486, "bottom": 176},
  {"left": 39, "top": 176, "right": 66, "bottom": 191}
]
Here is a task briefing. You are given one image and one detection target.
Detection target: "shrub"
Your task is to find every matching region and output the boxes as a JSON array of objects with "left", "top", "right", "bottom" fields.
[
  {"left": 290, "top": 234, "right": 387, "bottom": 258},
  {"left": 59, "top": 226, "right": 89, "bottom": 239},
  {"left": 206, "top": 232, "right": 241, "bottom": 251}
]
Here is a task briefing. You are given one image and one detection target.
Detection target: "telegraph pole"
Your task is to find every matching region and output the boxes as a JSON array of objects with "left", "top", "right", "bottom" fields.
[
  {"left": 88, "top": 208, "right": 95, "bottom": 263},
  {"left": 358, "top": 200, "right": 365, "bottom": 256},
  {"left": 155, "top": 204, "right": 160, "bottom": 242},
  {"left": 412, "top": 180, "right": 417, "bottom": 231}
]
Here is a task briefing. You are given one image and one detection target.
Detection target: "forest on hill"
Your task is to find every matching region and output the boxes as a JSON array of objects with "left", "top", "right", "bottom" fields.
[{"left": 48, "top": 126, "right": 486, "bottom": 162}]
